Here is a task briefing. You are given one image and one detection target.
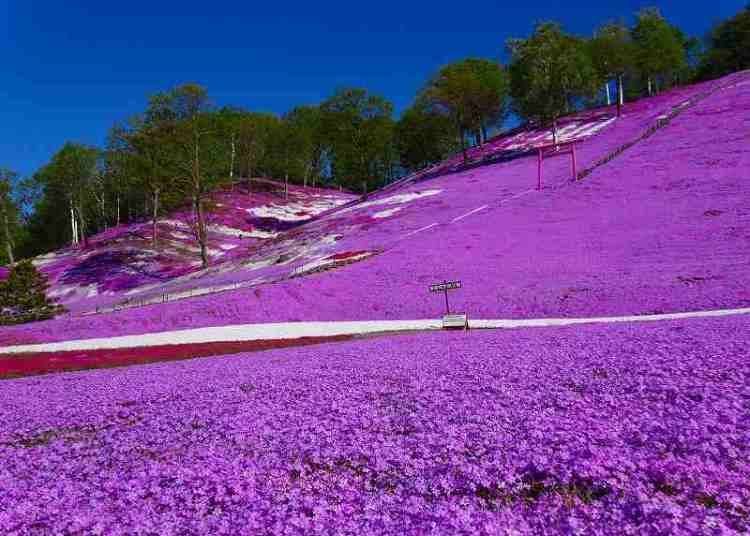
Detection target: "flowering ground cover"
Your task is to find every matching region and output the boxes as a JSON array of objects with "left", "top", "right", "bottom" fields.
[
  {"left": 1, "top": 314, "right": 748, "bottom": 534},
  {"left": 2, "top": 72, "right": 747, "bottom": 346},
  {"left": 0, "top": 335, "right": 353, "bottom": 379},
  {"left": 29, "top": 180, "right": 353, "bottom": 313}
]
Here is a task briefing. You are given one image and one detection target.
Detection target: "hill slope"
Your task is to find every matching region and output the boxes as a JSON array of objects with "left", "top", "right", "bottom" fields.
[
  {"left": 2, "top": 71, "right": 749, "bottom": 344},
  {"left": 29, "top": 180, "right": 354, "bottom": 313}
]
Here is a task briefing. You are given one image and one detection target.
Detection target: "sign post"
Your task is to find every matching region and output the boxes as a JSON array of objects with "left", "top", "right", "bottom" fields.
[
  {"left": 429, "top": 280, "right": 468, "bottom": 329},
  {"left": 429, "top": 280, "right": 461, "bottom": 314}
]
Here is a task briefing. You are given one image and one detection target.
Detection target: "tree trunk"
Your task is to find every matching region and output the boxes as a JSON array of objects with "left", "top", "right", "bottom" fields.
[
  {"left": 647, "top": 77, "right": 653, "bottom": 96},
  {"left": 116, "top": 194, "right": 121, "bottom": 226},
  {"left": 617, "top": 76, "right": 624, "bottom": 117},
  {"left": 99, "top": 195, "right": 106, "bottom": 231},
  {"left": 229, "top": 133, "right": 236, "bottom": 183},
  {"left": 193, "top": 131, "right": 209, "bottom": 269},
  {"left": 481, "top": 123, "right": 488, "bottom": 145},
  {"left": 1, "top": 203, "right": 14, "bottom": 264},
  {"left": 151, "top": 188, "right": 160, "bottom": 247},
  {"left": 605, "top": 82, "right": 611, "bottom": 106},
  {"left": 77, "top": 207, "right": 87, "bottom": 247},
  {"left": 459, "top": 126, "right": 467, "bottom": 164},
  {"left": 196, "top": 197, "right": 208, "bottom": 269},
  {"left": 70, "top": 201, "right": 78, "bottom": 246},
  {"left": 552, "top": 119, "right": 558, "bottom": 146}
]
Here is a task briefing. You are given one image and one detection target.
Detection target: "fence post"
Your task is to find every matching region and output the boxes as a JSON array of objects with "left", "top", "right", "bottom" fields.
[{"left": 537, "top": 148, "right": 543, "bottom": 190}]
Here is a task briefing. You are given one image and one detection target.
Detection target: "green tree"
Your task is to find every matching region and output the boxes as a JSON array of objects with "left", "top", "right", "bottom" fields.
[
  {"left": 213, "top": 107, "right": 244, "bottom": 183},
  {"left": 283, "top": 106, "right": 325, "bottom": 187},
  {"left": 321, "top": 88, "right": 396, "bottom": 193},
  {"left": 108, "top": 117, "right": 179, "bottom": 246},
  {"left": 266, "top": 119, "right": 297, "bottom": 196},
  {"left": 589, "top": 21, "right": 634, "bottom": 116},
  {"left": 631, "top": 8, "right": 687, "bottom": 95},
  {"left": 236, "top": 112, "right": 280, "bottom": 183},
  {"left": 264, "top": 108, "right": 326, "bottom": 192},
  {"left": 0, "top": 168, "right": 21, "bottom": 264},
  {"left": 147, "top": 83, "right": 225, "bottom": 268},
  {"left": 508, "top": 23, "right": 599, "bottom": 143},
  {"left": 0, "top": 260, "right": 64, "bottom": 324},
  {"left": 30, "top": 143, "right": 100, "bottom": 248},
  {"left": 103, "top": 126, "right": 144, "bottom": 227},
  {"left": 420, "top": 58, "right": 509, "bottom": 162},
  {"left": 698, "top": 4, "right": 750, "bottom": 80},
  {"left": 395, "top": 100, "right": 459, "bottom": 172}
]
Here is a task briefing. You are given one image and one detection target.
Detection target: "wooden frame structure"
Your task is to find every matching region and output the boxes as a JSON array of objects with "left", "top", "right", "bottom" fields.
[{"left": 537, "top": 141, "right": 578, "bottom": 190}]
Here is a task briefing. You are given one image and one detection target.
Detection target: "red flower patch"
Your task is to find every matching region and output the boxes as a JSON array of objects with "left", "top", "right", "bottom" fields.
[
  {"left": 0, "top": 335, "right": 353, "bottom": 379},
  {"left": 327, "top": 250, "right": 372, "bottom": 262}
]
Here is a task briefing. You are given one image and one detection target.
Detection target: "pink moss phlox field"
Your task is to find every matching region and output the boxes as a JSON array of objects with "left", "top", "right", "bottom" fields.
[
  {"left": 1, "top": 317, "right": 748, "bottom": 534},
  {"left": 23, "top": 180, "right": 353, "bottom": 314},
  {"left": 1, "top": 72, "right": 749, "bottom": 345}
]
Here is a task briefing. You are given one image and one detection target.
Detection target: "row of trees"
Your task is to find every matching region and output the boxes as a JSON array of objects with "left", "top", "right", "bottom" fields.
[{"left": 2, "top": 5, "right": 748, "bottom": 267}]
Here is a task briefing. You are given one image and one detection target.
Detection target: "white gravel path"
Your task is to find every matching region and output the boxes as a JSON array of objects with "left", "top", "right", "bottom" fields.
[{"left": 1, "top": 307, "right": 749, "bottom": 355}]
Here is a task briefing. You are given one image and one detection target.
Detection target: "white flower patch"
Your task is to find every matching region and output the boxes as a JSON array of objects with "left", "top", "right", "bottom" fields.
[
  {"left": 338, "top": 189, "right": 442, "bottom": 216},
  {"left": 49, "top": 283, "right": 98, "bottom": 300},
  {"left": 240, "top": 233, "right": 342, "bottom": 273},
  {"left": 501, "top": 116, "right": 617, "bottom": 150},
  {"left": 290, "top": 251, "right": 372, "bottom": 277},
  {"left": 372, "top": 207, "right": 403, "bottom": 219},
  {"left": 160, "top": 219, "right": 192, "bottom": 231},
  {"left": 48, "top": 286, "right": 71, "bottom": 299},
  {"left": 161, "top": 242, "right": 224, "bottom": 258},
  {"left": 32, "top": 254, "right": 65, "bottom": 268},
  {"left": 565, "top": 117, "right": 617, "bottom": 139},
  {"left": 290, "top": 256, "right": 330, "bottom": 275},
  {"left": 207, "top": 224, "right": 278, "bottom": 239},
  {"left": 241, "top": 257, "right": 278, "bottom": 271},
  {"left": 246, "top": 229, "right": 279, "bottom": 239},
  {"left": 35, "top": 251, "right": 62, "bottom": 261},
  {"left": 248, "top": 198, "right": 349, "bottom": 222}
]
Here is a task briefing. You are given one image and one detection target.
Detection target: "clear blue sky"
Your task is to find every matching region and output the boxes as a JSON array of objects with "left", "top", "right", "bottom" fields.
[{"left": 1, "top": 0, "right": 746, "bottom": 177}]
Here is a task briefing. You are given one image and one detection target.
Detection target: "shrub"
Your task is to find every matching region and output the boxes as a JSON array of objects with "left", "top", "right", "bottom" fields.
[{"left": 0, "top": 260, "right": 65, "bottom": 325}]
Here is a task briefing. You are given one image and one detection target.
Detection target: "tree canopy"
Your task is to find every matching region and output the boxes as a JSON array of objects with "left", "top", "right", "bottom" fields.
[
  {"left": 395, "top": 100, "right": 459, "bottom": 172},
  {"left": 420, "top": 58, "right": 509, "bottom": 161},
  {"left": 698, "top": 4, "right": 750, "bottom": 80},
  {"left": 508, "top": 23, "right": 599, "bottom": 141},
  {"left": 631, "top": 8, "right": 688, "bottom": 95},
  {"left": 320, "top": 88, "right": 397, "bottom": 192}
]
